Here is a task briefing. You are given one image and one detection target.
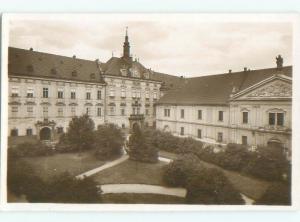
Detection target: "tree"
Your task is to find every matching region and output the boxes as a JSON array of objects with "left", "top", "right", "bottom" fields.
[
  {"left": 94, "top": 124, "right": 125, "bottom": 160},
  {"left": 163, "top": 153, "right": 201, "bottom": 187},
  {"left": 186, "top": 168, "right": 244, "bottom": 205},
  {"left": 61, "top": 114, "right": 95, "bottom": 152},
  {"left": 127, "top": 124, "right": 158, "bottom": 163}
]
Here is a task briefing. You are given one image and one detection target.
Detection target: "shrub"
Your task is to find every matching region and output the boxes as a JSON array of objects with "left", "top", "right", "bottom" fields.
[
  {"left": 128, "top": 125, "right": 158, "bottom": 163},
  {"left": 45, "top": 172, "right": 102, "bottom": 203},
  {"left": 185, "top": 168, "right": 244, "bottom": 205},
  {"left": 94, "top": 124, "right": 125, "bottom": 160},
  {"left": 163, "top": 153, "right": 201, "bottom": 187},
  {"left": 255, "top": 183, "right": 291, "bottom": 205},
  {"left": 8, "top": 142, "right": 54, "bottom": 158},
  {"left": 61, "top": 114, "right": 95, "bottom": 152},
  {"left": 243, "top": 146, "right": 290, "bottom": 181},
  {"left": 8, "top": 160, "right": 102, "bottom": 203},
  {"left": 7, "top": 160, "right": 47, "bottom": 200}
]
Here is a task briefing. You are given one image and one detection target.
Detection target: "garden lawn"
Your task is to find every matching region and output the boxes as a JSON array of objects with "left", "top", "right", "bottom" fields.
[
  {"left": 159, "top": 150, "right": 271, "bottom": 200},
  {"left": 92, "top": 159, "right": 168, "bottom": 185},
  {"left": 101, "top": 193, "right": 185, "bottom": 204},
  {"left": 20, "top": 150, "right": 106, "bottom": 182}
]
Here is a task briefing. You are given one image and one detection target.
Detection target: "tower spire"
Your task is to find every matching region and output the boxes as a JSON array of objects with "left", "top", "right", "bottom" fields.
[{"left": 123, "top": 26, "right": 131, "bottom": 60}]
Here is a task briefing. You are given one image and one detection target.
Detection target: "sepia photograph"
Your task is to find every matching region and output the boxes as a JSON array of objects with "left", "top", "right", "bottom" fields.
[{"left": 0, "top": 13, "right": 298, "bottom": 209}]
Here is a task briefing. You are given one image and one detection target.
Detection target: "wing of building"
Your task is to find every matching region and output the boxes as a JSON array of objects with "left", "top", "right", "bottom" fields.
[
  {"left": 7, "top": 30, "right": 181, "bottom": 144},
  {"left": 156, "top": 65, "right": 292, "bottom": 157}
]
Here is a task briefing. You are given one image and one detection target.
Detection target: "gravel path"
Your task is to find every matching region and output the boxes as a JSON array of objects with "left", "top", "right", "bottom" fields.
[{"left": 100, "top": 184, "right": 187, "bottom": 197}]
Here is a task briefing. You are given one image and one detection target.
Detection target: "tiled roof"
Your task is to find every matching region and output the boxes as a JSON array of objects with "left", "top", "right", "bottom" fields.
[
  {"left": 157, "top": 66, "right": 292, "bottom": 106},
  {"left": 8, "top": 47, "right": 105, "bottom": 84}
]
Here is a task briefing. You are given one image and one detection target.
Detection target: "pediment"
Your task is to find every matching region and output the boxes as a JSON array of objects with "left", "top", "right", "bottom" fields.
[{"left": 232, "top": 77, "right": 292, "bottom": 101}]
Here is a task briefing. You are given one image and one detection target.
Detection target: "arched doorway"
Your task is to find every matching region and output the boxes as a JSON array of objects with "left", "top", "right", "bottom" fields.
[
  {"left": 40, "top": 127, "right": 51, "bottom": 140},
  {"left": 268, "top": 137, "right": 284, "bottom": 157},
  {"left": 132, "top": 122, "right": 140, "bottom": 131}
]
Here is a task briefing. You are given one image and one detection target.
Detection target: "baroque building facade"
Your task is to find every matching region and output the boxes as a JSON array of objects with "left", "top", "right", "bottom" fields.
[
  {"left": 7, "top": 30, "right": 292, "bottom": 158},
  {"left": 156, "top": 59, "right": 292, "bottom": 157},
  {"left": 8, "top": 31, "right": 170, "bottom": 141}
]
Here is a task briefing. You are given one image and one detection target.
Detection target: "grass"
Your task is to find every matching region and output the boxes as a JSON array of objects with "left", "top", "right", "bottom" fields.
[
  {"left": 101, "top": 193, "right": 185, "bottom": 204},
  {"left": 93, "top": 159, "right": 168, "bottom": 186},
  {"left": 159, "top": 150, "right": 271, "bottom": 200},
  {"left": 19, "top": 150, "right": 106, "bottom": 181}
]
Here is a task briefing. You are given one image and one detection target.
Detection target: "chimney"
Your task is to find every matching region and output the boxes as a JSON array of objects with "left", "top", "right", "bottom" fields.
[
  {"left": 244, "top": 67, "right": 247, "bottom": 72},
  {"left": 73, "top": 55, "right": 76, "bottom": 59},
  {"left": 29, "top": 47, "right": 33, "bottom": 51},
  {"left": 229, "top": 69, "right": 232, "bottom": 73}
]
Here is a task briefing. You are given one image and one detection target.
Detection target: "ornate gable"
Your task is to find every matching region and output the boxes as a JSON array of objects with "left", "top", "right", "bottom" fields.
[{"left": 232, "top": 77, "right": 292, "bottom": 101}]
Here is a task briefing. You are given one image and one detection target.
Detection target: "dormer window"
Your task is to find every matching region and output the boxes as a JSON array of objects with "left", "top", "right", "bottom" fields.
[
  {"left": 72, "top": 70, "right": 77, "bottom": 77},
  {"left": 51, "top": 68, "right": 57, "bottom": 75},
  {"left": 90, "top": 73, "right": 96, "bottom": 79},
  {"left": 27, "top": 65, "right": 34, "bottom": 72}
]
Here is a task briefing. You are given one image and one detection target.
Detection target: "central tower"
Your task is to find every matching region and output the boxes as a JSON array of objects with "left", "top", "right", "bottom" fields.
[{"left": 122, "top": 27, "right": 132, "bottom": 62}]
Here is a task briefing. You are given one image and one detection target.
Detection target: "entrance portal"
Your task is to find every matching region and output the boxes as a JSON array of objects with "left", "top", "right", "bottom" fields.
[{"left": 40, "top": 127, "right": 51, "bottom": 140}]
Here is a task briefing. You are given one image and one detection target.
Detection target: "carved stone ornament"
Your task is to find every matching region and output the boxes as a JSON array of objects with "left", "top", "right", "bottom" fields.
[{"left": 247, "top": 80, "right": 291, "bottom": 98}]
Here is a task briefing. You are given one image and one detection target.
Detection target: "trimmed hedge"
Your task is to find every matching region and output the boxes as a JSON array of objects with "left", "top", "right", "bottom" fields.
[
  {"left": 145, "top": 129, "right": 290, "bottom": 182},
  {"left": 8, "top": 142, "right": 55, "bottom": 158}
]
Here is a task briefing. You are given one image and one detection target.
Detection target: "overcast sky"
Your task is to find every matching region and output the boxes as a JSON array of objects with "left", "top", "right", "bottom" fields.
[{"left": 9, "top": 17, "right": 293, "bottom": 77}]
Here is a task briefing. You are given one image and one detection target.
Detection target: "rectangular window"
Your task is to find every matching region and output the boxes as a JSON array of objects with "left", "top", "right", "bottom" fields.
[
  {"left": 181, "top": 109, "right": 184, "bottom": 119},
  {"left": 57, "top": 127, "right": 64, "bottom": 134},
  {"left": 11, "top": 87, "right": 19, "bottom": 97},
  {"left": 57, "top": 90, "right": 64, "bottom": 99},
  {"left": 43, "top": 87, "right": 49, "bottom": 98},
  {"left": 43, "top": 106, "right": 48, "bottom": 117},
  {"left": 11, "top": 106, "right": 18, "bottom": 117},
  {"left": 109, "top": 88, "right": 115, "bottom": 97},
  {"left": 217, "top": 132, "right": 223, "bottom": 142},
  {"left": 198, "top": 110, "right": 202, "bottom": 120},
  {"left": 110, "top": 106, "right": 115, "bottom": 115},
  {"left": 146, "top": 109, "right": 149, "bottom": 116},
  {"left": 164, "top": 109, "right": 170, "bottom": 117},
  {"left": 27, "top": 88, "right": 34, "bottom": 98},
  {"left": 153, "top": 92, "right": 157, "bottom": 100},
  {"left": 86, "top": 107, "right": 90, "bottom": 115},
  {"left": 27, "top": 106, "right": 33, "bottom": 116},
  {"left": 121, "top": 89, "right": 126, "bottom": 98},
  {"left": 71, "top": 90, "right": 76, "bottom": 99},
  {"left": 10, "top": 129, "right": 18, "bottom": 136},
  {"left": 269, "top": 113, "right": 276, "bottom": 125},
  {"left": 11, "top": 106, "right": 18, "bottom": 113},
  {"left": 242, "top": 136, "right": 248, "bottom": 145},
  {"left": 197, "top": 129, "right": 202, "bottom": 139},
  {"left": 132, "top": 90, "right": 136, "bottom": 98},
  {"left": 58, "top": 107, "right": 63, "bottom": 117},
  {"left": 86, "top": 92, "right": 91, "bottom": 100},
  {"left": 180, "top": 127, "right": 184, "bottom": 136},
  {"left": 218, "top": 111, "right": 224, "bottom": 121},
  {"left": 26, "top": 128, "right": 33, "bottom": 136},
  {"left": 277, "top": 113, "right": 284, "bottom": 126},
  {"left": 97, "top": 90, "right": 102, "bottom": 100},
  {"left": 121, "top": 108, "right": 125, "bottom": 116},
  {"left": 146, "top": 91, "right": 150, "bottom": 99},
  {"left": 97, "top": 107, "right": 102, "bottom": 117},
  {"left": 71, "top": 107, "right": 76, "bottom": 116},
  {"left": 242, "top": 112, "right": 248, "bottom": 124}
]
